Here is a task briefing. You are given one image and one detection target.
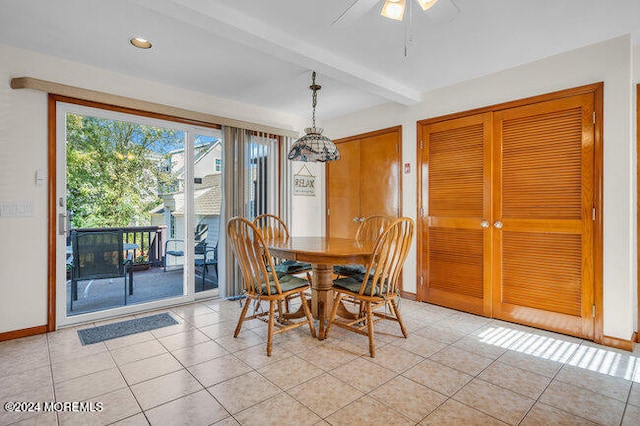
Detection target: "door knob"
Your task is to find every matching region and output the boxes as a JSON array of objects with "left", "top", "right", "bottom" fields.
[
  {"left": 494, "top": 221, "right": 503, "bottom": 229},
  {"left": 480, "top": 220, "right": 490, "bottom": 229},
  {"left": 359, "top": 217, "right": 366, "bottom": 222}
]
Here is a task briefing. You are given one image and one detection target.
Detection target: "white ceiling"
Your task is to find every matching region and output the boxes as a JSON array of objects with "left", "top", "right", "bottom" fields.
[{"left": 1, "top": 0, "right": 639, "bottom": 121}]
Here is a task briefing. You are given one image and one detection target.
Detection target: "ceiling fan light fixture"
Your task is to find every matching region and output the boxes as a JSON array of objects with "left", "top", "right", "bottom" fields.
[
  {"left": 416, "top": 0, "right": 438, "bottom": 11},
  {"left": 380, "top": 0, "right": 406, "bottom": 21}
]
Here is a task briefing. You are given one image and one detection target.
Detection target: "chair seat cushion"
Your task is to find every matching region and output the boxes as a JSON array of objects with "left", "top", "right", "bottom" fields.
[
  {"left": 260, "top": 274, "right": 309, "bottom": 295},
  {"left": 333, "top": 276, "right": 388, "bottom": 297},
  {"left": 273, "top": 260, "right": 312, "bottom": 274},
  {"left": 333, "top": 264, "right": 366, "bottom": 276},
  {"left": 166, "top": 250, "right": 185, "bottom": 257}
]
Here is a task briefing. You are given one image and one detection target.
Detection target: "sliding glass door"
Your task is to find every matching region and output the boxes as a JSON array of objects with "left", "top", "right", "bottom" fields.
[
  {"left": 55, "top": 102, "right": 222, "bottom": 326},
  {"left": 192, "top": 133, "right": 222, "bottom": 293}
]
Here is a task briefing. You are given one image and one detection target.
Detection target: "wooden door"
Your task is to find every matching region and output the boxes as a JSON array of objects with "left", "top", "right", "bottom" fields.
[
  {"left": 327, "top": 127, "right": 401, "bottom": 239},
  {"left": 327, "top": 140, "right": 360, "bottom": 238},
  {"left": 492, "top": 94, "right": 595, "bottom": 338},
  {"left": 419, "top": 113, "right": 493, "bottom": 316},
  {"left": 359, "top": 132, "right": 401, "bottom": 219}
]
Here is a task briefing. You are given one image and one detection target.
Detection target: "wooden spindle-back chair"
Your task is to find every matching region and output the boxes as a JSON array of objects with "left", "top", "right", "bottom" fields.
[
  {"left": 334, "top": 214, "right": 394, "bottom": 278},
  {"left": 326, "top": 217, "right": 414, "bottom": 357},
  {"left": 254, "top": 214, "right": 313, "bottom": 311},
  {"left": 227, "top": 217, "right": 316, "bottom": 355},
  {"left": 253, "top": 214, "right": 312, "bottom": 274}
]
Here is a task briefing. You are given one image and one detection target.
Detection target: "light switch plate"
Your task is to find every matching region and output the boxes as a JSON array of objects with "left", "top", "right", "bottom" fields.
[{"left": 0, "top": 202, "right": 35, "bottom": 217}]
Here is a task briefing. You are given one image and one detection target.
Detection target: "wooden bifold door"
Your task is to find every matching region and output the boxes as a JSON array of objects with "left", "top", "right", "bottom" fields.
[{"left": 418, "top": 85, "right": 601, "bottom": 340}]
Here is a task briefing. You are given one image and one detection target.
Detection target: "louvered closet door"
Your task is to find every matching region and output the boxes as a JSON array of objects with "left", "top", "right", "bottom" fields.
[
  {"left": 492, "top": 94, "right": 595, "bottom": 339},
  {"left": 421, "top": 113, "right": 492, "bottom": 316}
]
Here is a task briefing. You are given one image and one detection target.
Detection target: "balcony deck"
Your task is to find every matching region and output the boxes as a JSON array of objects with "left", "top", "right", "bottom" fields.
[{"left": 66, "top": 265, "right": 219, "bottom": 316}]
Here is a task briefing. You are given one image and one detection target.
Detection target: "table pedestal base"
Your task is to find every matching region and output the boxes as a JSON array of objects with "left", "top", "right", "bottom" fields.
[
  {"left": 310, "top": 264, "right": 333, "bottom": 340},
  {"left": 280, "top": 264, "right": 362, "bottom": 340}
]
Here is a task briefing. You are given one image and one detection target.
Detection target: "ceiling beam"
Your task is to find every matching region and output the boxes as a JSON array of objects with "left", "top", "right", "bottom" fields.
[{"left": 131, "top": 0, "right": 421, "bottom": 105}]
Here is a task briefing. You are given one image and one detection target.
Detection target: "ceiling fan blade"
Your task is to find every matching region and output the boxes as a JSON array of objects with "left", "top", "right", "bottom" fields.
[
  {"left": 332, "top": 0, "right": 380, "bottom": 27},
  {"left": 425, "top": 0, "right": 460, "bottom": 23}
]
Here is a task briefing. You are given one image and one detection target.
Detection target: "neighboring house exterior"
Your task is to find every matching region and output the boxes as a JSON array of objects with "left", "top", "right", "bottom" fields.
[{"left": 151, "top": 140, "right": 222, "bottom": 262}]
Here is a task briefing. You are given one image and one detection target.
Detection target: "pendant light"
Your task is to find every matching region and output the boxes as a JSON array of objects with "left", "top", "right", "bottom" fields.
[{"left": 287, "top": 72, "right": 340, "bottom": 162}]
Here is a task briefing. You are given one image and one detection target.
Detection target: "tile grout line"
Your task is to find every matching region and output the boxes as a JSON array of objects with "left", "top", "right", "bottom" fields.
[
  {"left": 101, "top": 334, "right": 151, "bottom": 425},
  {"left": 513, "top": 344, "right": 598, "bottom": 426},
  {"left": 620, "top": 383, "right": 636, "bottom": 426},
  {"left": 425, "top": 337, "right": 510, "bottom": 425},
  {"left": 157, "top": 312, "right": 253, "bottom": 424},
  {"left": 141, "top": 319, "right": 233, "bottom": 421},
  {"left": 45, "top": 333, "right": 61, "bottom": 426},
  {"left": 411, "top": 324, "right": 558, "bottom": 424}
]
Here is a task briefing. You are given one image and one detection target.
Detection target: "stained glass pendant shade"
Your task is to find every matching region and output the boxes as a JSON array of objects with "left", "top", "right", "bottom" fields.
[{"left": 287, "top": 72, "right": 340, "bottom": 162}]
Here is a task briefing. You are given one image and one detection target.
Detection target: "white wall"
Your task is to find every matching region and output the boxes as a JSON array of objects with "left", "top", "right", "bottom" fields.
[
  {"left": 290, "top": 161, "right": 325, "bottom": 237},
  {"left": 0, "top": 43, "right": 306, "bottom": 334},
  {"left": 0, "top": 56, "right": 48, "bottom": 333},
  {"left": 324, "top": 35, "right": 636, "bottom": 341}
]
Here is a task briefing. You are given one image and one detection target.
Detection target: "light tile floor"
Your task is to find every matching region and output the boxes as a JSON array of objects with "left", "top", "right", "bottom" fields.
[{"left": 2, "top": 298, "right": 640, "bottom": 425}]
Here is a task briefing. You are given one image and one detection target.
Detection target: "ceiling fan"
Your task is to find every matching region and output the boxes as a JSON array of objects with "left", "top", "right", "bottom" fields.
[{"left": 332, "top": 0, "right": 460, "bottom": 27}]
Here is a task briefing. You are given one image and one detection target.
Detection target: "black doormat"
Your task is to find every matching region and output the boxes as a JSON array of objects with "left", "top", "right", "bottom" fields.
[{"left": 77, "top": 313, "right": 178, "bottom": 345}]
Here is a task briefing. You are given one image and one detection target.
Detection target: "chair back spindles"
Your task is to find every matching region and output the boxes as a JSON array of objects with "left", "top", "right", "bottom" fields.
[
  {"left": 362, "top": 218, "right": 414, "bottom": 298},
  {"left": 227, "top": 217, "right": 281, "bottom": 296},
  {"left": 355, "top": 215, "right": 394, "bottom": 245},
  {"left": 333, "top": 215, "right": 394, "bottom": 279},
  {"left": 253, "top": 214, "right": 290, "bottom": 243},
  {"left": 253, "top": 214, "right": 312, "bottom": 283}
]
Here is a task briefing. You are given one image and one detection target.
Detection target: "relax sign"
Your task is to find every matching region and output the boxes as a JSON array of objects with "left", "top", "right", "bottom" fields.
[
  {"left": 294, "top": 175, "right": 315, "bottom": 196},
  {"left": 294, "top": 165, "right": 316, "bottom": 196}
]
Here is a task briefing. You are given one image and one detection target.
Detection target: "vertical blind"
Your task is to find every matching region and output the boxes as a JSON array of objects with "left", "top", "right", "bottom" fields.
[
  {"left": 222, "top": 127, "right": 294, "bottom": 297},
  {"left": 245, "top": 132, "right": 280, "bottom": 220}
]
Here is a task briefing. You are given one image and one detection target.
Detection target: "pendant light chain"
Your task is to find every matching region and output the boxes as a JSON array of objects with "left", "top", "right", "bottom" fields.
[{"left": 311, "top": 71, "right": 319, "bottom": 128}]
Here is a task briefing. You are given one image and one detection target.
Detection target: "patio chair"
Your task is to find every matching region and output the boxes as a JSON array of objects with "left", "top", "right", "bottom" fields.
[
  {"left": 70, "top": 230, "right": 133, "bottom": 311},
  {"left": 163, "top": 223, "right": 208, "bottom": 272},
  {"left": 325, "top": 217, "right": 414, "bottom": 357},
  {"left": 227, "top": 217, "right": 316, "bottom": 356},
  {"left": 195, "top": 243, "right": 218, "bottom": 292}
]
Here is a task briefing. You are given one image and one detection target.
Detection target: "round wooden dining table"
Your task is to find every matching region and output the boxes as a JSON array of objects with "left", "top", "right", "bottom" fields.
[{"left": 267, "top": 236, "right": 373, "bottom": 339}]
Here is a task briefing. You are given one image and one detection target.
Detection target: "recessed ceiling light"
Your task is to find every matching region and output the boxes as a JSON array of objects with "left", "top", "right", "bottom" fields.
[{"left": 129, "top": 37, "right": 152, "bottom": 49}]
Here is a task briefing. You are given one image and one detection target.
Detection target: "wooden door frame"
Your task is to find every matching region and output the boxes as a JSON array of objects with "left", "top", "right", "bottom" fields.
[
  {"left": 416, "top": 83, "right": 603, "bottom": 343},
  {"left": 46, "top": 94, "right": 222, "bottom": 333},
  {"left": 325, "top": 125, "right": 403, "bottom": 236},
  {"left": 637, "top": 83, "right": 640, "bottom": 344}
]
